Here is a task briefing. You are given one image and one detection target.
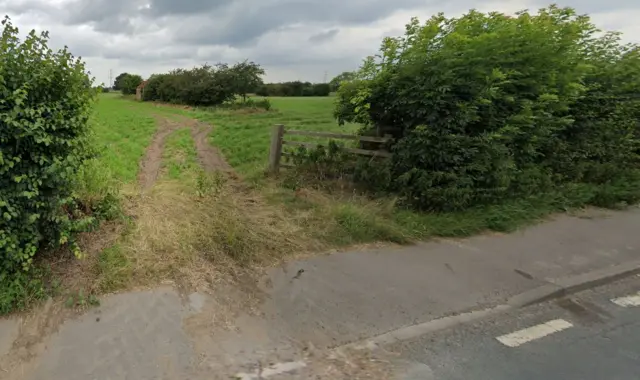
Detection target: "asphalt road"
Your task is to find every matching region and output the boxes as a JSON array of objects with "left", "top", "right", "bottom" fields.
[{"left": 388, "top": 275, "right": 640, "bottom": 380}]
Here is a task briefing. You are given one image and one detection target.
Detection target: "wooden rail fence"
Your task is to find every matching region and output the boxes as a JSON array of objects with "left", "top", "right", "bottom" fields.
[{"left": 269, "top": 124, "right": 392, "bottom": 173}]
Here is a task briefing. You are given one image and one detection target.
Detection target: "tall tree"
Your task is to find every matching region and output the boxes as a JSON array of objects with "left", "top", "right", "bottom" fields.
[
  {"left": 121, "top": 74, "right": 143, "bottom": 95},
  {"left": 231, "top": 60, "right": 265, "bottom": 101},
  {"left": 113, "top": 72, "right": 129, "bottom": 91},
  {"left": 329, "top": 71, "right": 355, "bottom": 91}
]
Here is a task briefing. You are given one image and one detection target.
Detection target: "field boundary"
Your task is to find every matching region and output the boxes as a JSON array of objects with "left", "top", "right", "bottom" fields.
[{"left": 268, "top": 124, "right": 393, "bottom": 172}]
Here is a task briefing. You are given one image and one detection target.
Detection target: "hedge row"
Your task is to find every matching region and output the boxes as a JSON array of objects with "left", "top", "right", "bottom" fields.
[
  {"left": 141, "top": 62, "right": 264, "bottom": 106},
  {"left": 335, "top": 6, "right": 640, "bottom": 211},
  {"left": 1, "top": 18, "right": 100, "bottom": 311}
]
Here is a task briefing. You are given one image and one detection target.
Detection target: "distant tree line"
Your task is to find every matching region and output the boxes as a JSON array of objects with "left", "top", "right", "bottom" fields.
[
  {"left": 113, "top": 63, "right": 337, "bottom": 103},
  {"left": 113, "top": 72, "right": 144, "bottom": 95},
  {"left": 255, "top": 82, "right": 331, "bottom": 97},
  {"left": 113, "top": 61, "right": 265, "bottom": 107}
]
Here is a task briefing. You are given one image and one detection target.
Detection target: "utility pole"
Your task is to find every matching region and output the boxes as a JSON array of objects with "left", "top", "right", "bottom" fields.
[
  {"left": 109, "top": 69, "right": 113, "bottom": 88},
  {"left": 323, "top": 70, "right": 328, "bottom": 83}
]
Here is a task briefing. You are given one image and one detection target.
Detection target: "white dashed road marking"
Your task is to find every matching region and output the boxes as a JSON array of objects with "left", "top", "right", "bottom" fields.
[
  {"left": 611, "top": 292, "right": 640, "bottom": 307},
  {"left": 496, "top": 319, "right": 573, "bottom": 347},
  {"left": 235, "top": 361, "right": 307, "bottom": 379}
]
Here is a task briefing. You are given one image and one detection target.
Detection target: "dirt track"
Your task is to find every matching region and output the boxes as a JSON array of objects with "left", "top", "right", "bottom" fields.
[
  {"left": 137, "top": 116, "right": 231, "bottom": 190},
  {"left": 137, "top": 117, "right": 179, "bottom": 190},
  {"left": 188, "top": 119, "right": 232, "bottom": 173}
]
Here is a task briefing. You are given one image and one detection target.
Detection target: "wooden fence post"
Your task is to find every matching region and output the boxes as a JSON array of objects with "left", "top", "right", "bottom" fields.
[{"left": 269, "top": 124, "right": 285, "bottom": 173}]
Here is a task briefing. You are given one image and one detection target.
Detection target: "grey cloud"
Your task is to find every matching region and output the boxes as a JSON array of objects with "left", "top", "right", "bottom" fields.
[
  {"left": 172, "top": 0, "right": 429, "bottom": 46},
  {"left": 256, "top": 48, "right": 356, "bottom": 67},
  {"left": 10, "top": 0, "right": 640, "bottom": 46},
  {"left": 530, "top": 0, "right": 640, "bottom": 13},
  {"left": 4, "top": 0, "right": 640, "bottom": 86},
  {"left": 51, "top": 37, "right": 101, "bottom": 58},
  {"left": 308, "top": 29, "right": 338, "bottom": 43},
  {"left": 61, "top": 0, "right": 139, "bottom": 33},
  {"left": 2, "top": 0, "right": 430, "bottom": 44},
  {"left": 64, "top": 0, "right": 132, "bottom": 24},
  {"left": 102, "top": 45, "right": 199, "bottom": 62},
  {"left": 143, "top": 0, "right": 234, "bottom": 16},
  {"left": 0, "top": 0, "right": 54, "bottom": 15}
]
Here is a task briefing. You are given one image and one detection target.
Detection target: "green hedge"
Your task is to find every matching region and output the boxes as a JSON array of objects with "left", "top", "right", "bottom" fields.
[
  {"left": 335, "top": 6, "right": 640, "bottom": 211},
  {"left": 0, "top": 17, "right": 97, "bottom": 310},
  {"left": 142, "top": 62, "right": 267, "bottom": 106},
  {"left": 142, "top": 65, "right": 237, "bottom": 106}
]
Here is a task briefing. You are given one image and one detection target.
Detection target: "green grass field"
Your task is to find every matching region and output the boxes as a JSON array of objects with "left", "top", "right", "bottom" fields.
[
  {"left": 91, "top": 93, "right": 157, "bottom": 183},
  {"left": 180, "top": 97, "right": 359, "bottom": 176},
  {"left": 100, "top": 96, "right": 355, "bottom": 176},
  {"left": 162, "top": 128, "right": 200, "bottom": 180}
]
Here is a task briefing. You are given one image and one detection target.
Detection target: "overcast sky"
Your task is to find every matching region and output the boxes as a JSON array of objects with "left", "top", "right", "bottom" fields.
[{"left": 3, "top": 0, "right": 639, "bottom": 85}]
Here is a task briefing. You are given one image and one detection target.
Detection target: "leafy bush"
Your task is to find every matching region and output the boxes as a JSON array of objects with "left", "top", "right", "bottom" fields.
[
  {"left": 120, "top": 73, "right": 143, "bottom": 95},
  {"left": 141, "top": 73, "right": 167, "bottom": 101},
  {"left": 142, "top": 61, "right": 265, "bottom": 107},
  {"left": 284, "top": 141, "right": 392, "bottom": 194},
  {"left": 113, "top": 72, "right": 129, "bottom": 91},
  {"left": 113, "top": 72, "right": 144, "bottom": 95},
  {"left": 219, "top": 98, "right": 272, "bottom": 111},
  {"left": 142, "top": 64, "right": 237, "bottom": 106},
  {"left": 286, "top": 142, "right": 353, "bottom": 181},
  {"left": 329, "top": 71, "right": 355, "bottom": 92},
  {"left": 335, "top": 6, "right": 640, "bottom": 211},
  {"left": 0, "top": 17, "right": 99, "bottom": 311}
]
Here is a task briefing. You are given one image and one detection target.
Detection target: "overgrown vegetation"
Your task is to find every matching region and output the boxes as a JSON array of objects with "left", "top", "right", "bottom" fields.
[
  {"left": 0, "top": 17, "right": 114, "bottom": 312},
  {"left": 84, "top": 103, "right": 317, "bottom": 293},
  {"left": 334, "top": 6, "right": 640, "bottom": 211}
]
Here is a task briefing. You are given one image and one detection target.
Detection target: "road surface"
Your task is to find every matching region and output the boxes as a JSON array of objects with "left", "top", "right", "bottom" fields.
[{"left": 389, "top": 275, "right": 640, "bottom": 380}]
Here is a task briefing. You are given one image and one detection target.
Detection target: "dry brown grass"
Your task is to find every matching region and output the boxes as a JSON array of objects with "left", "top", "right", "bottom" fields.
[
  {"left": 262, "top": 183, "right": 410, "bottom": 248},
  {"left": 89, "top": 173, "right": 319, "bottom": 296}
]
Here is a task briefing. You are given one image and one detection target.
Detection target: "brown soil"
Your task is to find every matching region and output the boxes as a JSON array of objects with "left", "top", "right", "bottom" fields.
[
  {"left": 137, "top": 114, "right": 233, "bottom": 190},
  {"left": 189, "top": 121, "right": 232, "bottom": 173},
  {"left": 152, "top": 102, "right": 193, "bottom": 110},
  {"left": 138, "top": 117, "right": 180, "bottom": 190}
]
